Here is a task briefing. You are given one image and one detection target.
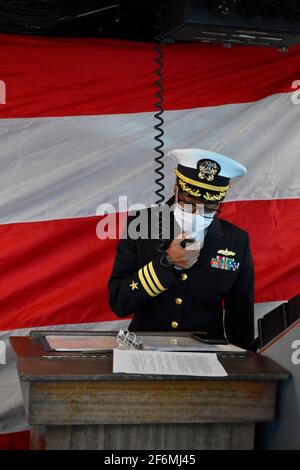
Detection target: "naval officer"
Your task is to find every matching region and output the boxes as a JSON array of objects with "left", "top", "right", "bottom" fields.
[{"left": 108, "top": 149, "right": 254, "bottom": 349}]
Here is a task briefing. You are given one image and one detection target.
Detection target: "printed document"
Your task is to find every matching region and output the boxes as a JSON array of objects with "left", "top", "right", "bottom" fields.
[{"left": 113, "top": 349, "right": 228, "bottom": 377}]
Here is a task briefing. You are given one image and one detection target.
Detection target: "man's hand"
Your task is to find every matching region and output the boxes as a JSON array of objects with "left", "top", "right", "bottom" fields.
[{"left": 166, "top": 233, "right": 201, "bottom": 269}]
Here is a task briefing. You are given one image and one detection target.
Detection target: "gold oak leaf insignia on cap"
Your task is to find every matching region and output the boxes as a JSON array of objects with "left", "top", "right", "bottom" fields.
[
  {"left": 217, "top": 248, "right": 236, "bottom": 256},
  {"left": 197, "top": 159, "right": 220, "bottom": 182}
]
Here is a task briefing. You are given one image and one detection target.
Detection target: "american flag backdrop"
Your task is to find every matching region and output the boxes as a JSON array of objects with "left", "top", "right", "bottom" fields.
[{"left": 0, "top": 33, "right": 300, "bottom": 449}]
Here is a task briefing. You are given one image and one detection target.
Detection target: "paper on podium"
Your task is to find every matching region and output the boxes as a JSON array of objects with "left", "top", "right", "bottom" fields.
[{"left": 113, "top": 349, "right": 228, "bottom": 377}]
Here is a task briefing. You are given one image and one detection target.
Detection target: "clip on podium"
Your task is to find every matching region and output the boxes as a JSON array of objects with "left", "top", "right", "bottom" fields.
[{"left": 10, "top": 331, "right": 289, "bottom": 450}]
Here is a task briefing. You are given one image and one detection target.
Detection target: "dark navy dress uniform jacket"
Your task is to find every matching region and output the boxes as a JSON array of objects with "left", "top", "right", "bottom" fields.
[{"left": 108, "top": 198, "right": 254, "bottom": 349}]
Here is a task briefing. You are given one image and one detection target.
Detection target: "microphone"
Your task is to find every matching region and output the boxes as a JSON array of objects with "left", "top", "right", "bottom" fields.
[{"left": 180, "top": 238, "right": 195, "bottom": 248}]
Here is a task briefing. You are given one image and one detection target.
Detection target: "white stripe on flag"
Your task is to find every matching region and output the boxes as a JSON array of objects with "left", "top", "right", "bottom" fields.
[{"left": 0, "top": 92, "right": 299, "bottom": 224}]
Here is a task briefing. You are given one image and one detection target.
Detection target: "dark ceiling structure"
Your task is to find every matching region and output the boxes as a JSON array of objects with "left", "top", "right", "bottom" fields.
[
  {"left": 1, "top": 1, "right": 300, "bottom": 47},
  {"left": 0, "top": 1, "right": 158, "bottom": 40}
]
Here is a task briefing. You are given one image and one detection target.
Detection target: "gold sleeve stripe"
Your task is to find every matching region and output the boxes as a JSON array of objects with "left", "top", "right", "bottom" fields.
[
  {"left": 175, "top": 169, "right": 230, "bottom": 192},
  {"left": 148, "top": 261, "right": 167, "bottom": 292},
  {"left": 143, "top": 264, "right": 161, "bottom": 295},
  {"left": 138, "top": 268, "right": 156, "bottom": 297}
]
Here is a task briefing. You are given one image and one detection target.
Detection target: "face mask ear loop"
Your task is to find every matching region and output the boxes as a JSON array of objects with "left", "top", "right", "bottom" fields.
[
  {"left": 175, "top": 186, "right": 179, "bottom": 206},
  {"left": 174, "top": 186, "right": 183, "bottom": 214},
  {"left": 176, "top": 188, "right": 191, "bottom": 213}
]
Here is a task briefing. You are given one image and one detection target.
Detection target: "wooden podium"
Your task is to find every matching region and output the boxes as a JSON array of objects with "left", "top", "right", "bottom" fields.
[{"left": 10, "top": 335, "right": 289, "bottom": 450}]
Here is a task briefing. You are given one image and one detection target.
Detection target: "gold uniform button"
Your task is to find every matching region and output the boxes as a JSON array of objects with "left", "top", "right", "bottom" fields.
[
  {"left": 171, "top": 321, "right": 179, "bottom": 329},
  {"left": 181, "top": 273, "right": 188, "bottom": 281},
  {"left": 175, "top": 297, "right": 183, "bottom": 305}
]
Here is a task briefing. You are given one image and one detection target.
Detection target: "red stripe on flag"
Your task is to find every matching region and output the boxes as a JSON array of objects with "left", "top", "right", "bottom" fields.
[
  {"left": 0, "top": 199, "right": 299, "bottom": 331},
  {"left": 1, "top": 34, "right": 300, "bottom": 118},
  {"left": 223, "top": 199, "right": 300, "bottom": 304},
  {"left": 0, "top": 430, "right": 30, "bottom": 450},
  {"left": 0, "top": 215, "right": 123, "bottom": 331}
]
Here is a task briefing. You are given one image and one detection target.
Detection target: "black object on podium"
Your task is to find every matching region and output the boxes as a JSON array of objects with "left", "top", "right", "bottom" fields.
[
  {"left": 286, "top": 293, "right": 300, "bottom": 326},
  {"left": 258, "top": 292, "right": 300, "bottom": 349},
  {"left": 258, "top": 304, "right": 287, "bottom": 349}
]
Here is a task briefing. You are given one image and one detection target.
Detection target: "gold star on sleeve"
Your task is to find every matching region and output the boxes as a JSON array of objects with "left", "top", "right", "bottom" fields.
[{"left": 129, "top": 280, "right": 139, "bottom": 291}]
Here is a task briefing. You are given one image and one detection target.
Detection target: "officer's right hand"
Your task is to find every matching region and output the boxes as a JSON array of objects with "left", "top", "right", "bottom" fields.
[{"left": 166, "top": 233, "right": 200, "bottom": 269}]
